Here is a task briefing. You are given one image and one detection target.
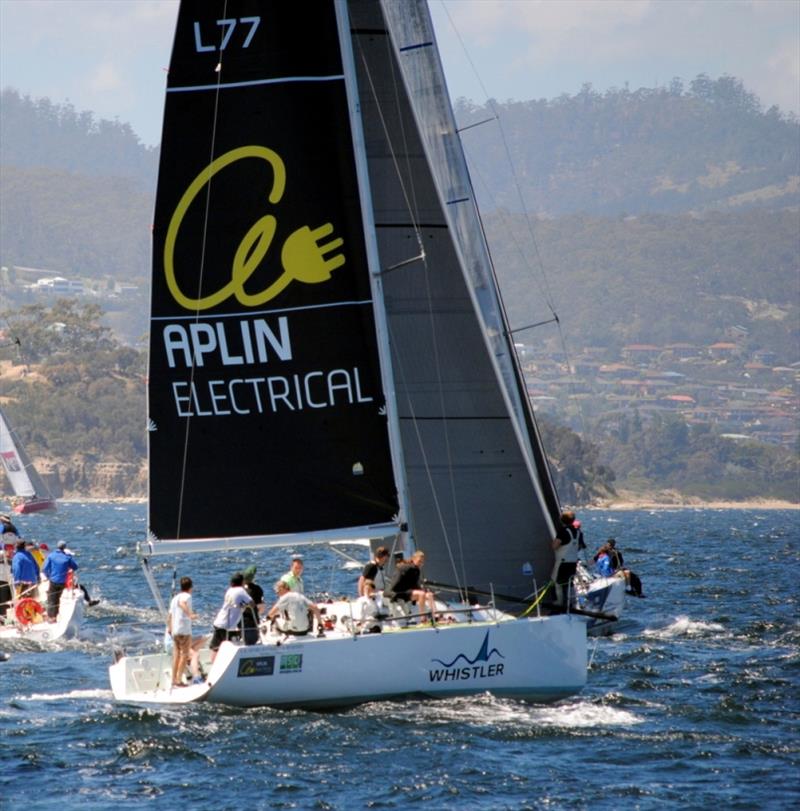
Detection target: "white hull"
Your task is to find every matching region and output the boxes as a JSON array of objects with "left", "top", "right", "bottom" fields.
[
  {"left": 574, "top": 565, "right": 627, "bottom": 635},
  {"left": 110, "top": 612, "right": 586, "bottom": 709},
  {"left": 0, "top": 582, "right": 84, "bottom": 642}
]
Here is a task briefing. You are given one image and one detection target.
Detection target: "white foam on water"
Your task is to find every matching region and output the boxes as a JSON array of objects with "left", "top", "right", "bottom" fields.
[
  {"left": 413, "top": 694, "right": 643, "bottom": 729},
  {"left": 527, "top": 700, "right": 643, "bottom": 728},
  {"left": 644, "top": 615, "right": 726, "bottom": 639},
  {"left": 19, "top": 688, "right": 114, "bottom": 701}
]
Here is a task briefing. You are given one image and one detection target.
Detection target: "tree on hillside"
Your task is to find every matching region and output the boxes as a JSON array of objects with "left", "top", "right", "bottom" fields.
[
  {"left": 537, "top": 415, "right": 616, "bottom": 504},
  {"left": 593, "top": 411, "right": 799, "bottom": 501},
  {"left": 1, "top": 299, "right": 116, "bottom": 364},
  {"left": 0, "top": 301, "right": 147, "bottom": 463},
  {"left": 0, "top": 89, "right": 157, "bottom": 189}
]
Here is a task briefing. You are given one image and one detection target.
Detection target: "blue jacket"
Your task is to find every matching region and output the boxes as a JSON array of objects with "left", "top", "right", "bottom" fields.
[
  {"left": 42, "top": 550, "right": 78, "bottom": 585},
  {"left": 595, "top": 553, "right": 614, "bottom": 578},
  {"left": 11, "top": 549, "right": 39, "bottom": 584}
]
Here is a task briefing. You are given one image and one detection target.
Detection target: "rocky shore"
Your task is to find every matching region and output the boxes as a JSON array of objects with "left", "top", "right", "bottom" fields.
[
  {"left": 14, "top": 457, "right": 147, "bottom": 501},
  {"left": 588, "top": 488, "right": 798, "bottom": 510}
]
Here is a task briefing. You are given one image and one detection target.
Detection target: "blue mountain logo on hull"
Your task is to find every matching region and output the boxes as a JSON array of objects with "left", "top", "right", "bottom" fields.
[{"left": 428, "top": 630, "right": 506, "bottom": 683}]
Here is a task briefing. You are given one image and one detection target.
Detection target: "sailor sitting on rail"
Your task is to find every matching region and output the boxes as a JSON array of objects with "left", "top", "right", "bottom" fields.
[
  {"left": 356, "top": 579, "right": 381, "bottom": 634},
  {"left": 268, "top": 580, "right": 323, "bottom": 636}
]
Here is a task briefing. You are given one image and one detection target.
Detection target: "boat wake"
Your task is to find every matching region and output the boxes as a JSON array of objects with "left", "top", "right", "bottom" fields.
[
  {"left": 644, "top": 615, "right": 726, "bottom": 639},
  {"left": 528, "top": 700, "right": 642, "bottom": 728},
  {"left": 19, "top": 688, "right": 114, "bottom": 702},
  {"left": 376, "top": 694, "right": 642, "bottom": 729}
]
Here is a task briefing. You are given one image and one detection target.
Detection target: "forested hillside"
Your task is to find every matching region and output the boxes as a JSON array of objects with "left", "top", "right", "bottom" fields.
[
  {"left": 0, "top": 77, "right": 797, "bottom": 503},
  {"left": 0, "top": 302, "right": 146, "bottom": 498},
  {"left": 2, "top": 301, "right": 796, "bottom": 504},
  {"left": 0, "top": 165, "right": 152, "bottom": 281},
  {"left": 458, "top": 75, "right": 799, "bottom": 216},
  {"left": 0, "top": 90, "right": 157, "bottom": 189},
  {"left": 489, "top": 209, "right": 798, "bottom": 362}
]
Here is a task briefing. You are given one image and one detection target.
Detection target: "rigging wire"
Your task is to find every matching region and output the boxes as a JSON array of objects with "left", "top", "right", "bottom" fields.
[
  {"left": 171, "top": 0, "right": 230, "bottom": 542},
  {"left": 435, "top": 0, "right": 591, "bottom": 448}
]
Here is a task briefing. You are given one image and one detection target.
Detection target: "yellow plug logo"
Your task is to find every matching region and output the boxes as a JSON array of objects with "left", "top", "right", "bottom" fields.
[{"left": 164, "top": 145, "right": 345, "bottom": 311}]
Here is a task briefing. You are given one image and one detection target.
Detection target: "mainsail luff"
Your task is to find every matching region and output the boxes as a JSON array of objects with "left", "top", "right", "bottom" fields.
[
  {"left": 148, "top": 0, "right": 399, "bottom": 543},
  {"left": 348, "top": 0, "right": 558, "bottom": 599}
]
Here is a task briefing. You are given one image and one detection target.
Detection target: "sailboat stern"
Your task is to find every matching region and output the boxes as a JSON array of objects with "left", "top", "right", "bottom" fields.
[{"left": 109, "top": 650, "right": 214, "bottom": 705}]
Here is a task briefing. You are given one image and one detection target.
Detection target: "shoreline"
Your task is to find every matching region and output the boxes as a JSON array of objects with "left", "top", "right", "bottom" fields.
[
  {"left": 52, "top": 496, "right": 799, "bottom": 510},
  {"left": 588, "top": 498, "right": 799, "bottom": 511}
]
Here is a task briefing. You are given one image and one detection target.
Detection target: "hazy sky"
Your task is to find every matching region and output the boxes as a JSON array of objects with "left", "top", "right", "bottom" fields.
[{"left": 1, "top": 0, "right": 797, "bottom": 147}]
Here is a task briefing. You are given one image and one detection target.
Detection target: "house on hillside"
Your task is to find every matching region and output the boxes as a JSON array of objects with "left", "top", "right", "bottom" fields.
[
  {"left": 660, "top": 394, "right": 696, "bottom": 409},
  {"left": 621, "top": 344, "right": 661, "bottom": 364},
  {"left": 664, "top": 343, "right": 702, "bottom": 360},
  {"left": 28, "top": 276, "right": 84, "bottom": 297},
  {"left": 709, "top": 341, "right": 740, "bottom": 360},
  {"left": 724, "top": 325, "right": 749, "bottom": 344}
]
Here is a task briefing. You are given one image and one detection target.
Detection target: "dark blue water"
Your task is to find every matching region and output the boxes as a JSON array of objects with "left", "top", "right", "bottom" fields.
[{"left": 1, "top": 503, "right": 798, "bottom": 810}]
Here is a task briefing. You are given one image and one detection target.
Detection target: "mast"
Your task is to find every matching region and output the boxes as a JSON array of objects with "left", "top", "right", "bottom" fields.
[{"left": 335, "top": 0, "right": 414, "bottom": 553}]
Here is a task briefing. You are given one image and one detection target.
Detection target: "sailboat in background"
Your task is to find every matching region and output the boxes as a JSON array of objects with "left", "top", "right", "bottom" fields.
[
  {"left": 110, "top": 0, "right": 616, "bottom": 708},
  {"left": 0, "top": 405, "right": 57, "bottom": 514}
]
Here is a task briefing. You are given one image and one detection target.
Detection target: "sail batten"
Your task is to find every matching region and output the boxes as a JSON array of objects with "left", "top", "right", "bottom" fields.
[{"left": 167, "top": 75, "right": 346, "bottom": 93}]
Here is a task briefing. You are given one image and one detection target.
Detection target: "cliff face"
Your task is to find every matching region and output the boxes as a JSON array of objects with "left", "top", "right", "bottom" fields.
[{"left": 1, "top": 457, "right": 147, "bottom": 501}]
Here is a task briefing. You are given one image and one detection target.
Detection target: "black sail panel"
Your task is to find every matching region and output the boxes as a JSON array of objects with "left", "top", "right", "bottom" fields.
[
  {"left": 149, "top": 0, "right": 397, "bottom": 541},
  {"left": 348, "top": 0, "right": 559, "bottom": 600}
]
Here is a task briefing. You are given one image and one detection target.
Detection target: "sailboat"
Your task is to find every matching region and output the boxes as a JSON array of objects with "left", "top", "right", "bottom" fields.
[
  {"left": 110, "top": 0, "right": 615, "bottom": 708},
  {"left": 0, "top": 405, "right": 57, "bottom": 514},
  {"left": 0, "top": 551, "right": 84, "bottom": 642}
]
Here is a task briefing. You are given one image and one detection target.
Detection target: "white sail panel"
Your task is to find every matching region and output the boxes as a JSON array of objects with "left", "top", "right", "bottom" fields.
[{"left": 0, "top": 407, "right": 39, "bottom": 498}]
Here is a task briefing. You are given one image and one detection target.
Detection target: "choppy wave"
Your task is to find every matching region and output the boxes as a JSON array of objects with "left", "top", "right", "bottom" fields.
[{"left": 1, "top": 504, "right": 798, "bottom": 810}]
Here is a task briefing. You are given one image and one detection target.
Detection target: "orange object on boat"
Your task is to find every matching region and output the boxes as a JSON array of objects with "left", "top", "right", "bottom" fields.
[{"left": 16, "top": 597, "right": 44, "bottom": 625}]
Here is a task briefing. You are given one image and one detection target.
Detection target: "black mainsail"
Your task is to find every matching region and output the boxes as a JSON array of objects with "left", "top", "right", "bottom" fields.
[{"left": 149, "top": 0, "right": 399, "bottom": 543}]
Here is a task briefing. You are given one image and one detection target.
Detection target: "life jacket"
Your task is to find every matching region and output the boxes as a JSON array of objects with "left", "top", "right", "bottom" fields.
[{"left": 560, "top": 526, "right": 581, "bottom": 564}]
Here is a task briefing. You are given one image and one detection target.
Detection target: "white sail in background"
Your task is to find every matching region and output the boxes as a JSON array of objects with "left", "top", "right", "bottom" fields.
[
  {"left": 0, "top": 405, "right": 56, "bottom": 513},
  {"left": 0, "top": 407, "right": 38, "bottom": 497}
]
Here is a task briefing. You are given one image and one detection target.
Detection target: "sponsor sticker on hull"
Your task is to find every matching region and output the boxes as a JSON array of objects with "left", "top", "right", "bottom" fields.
[
  {"left": 428, "top": 630, "right": 506, "bottom": 683},
  {"left": 237, "top": 656, "right": 275, "bottom": 677}
]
